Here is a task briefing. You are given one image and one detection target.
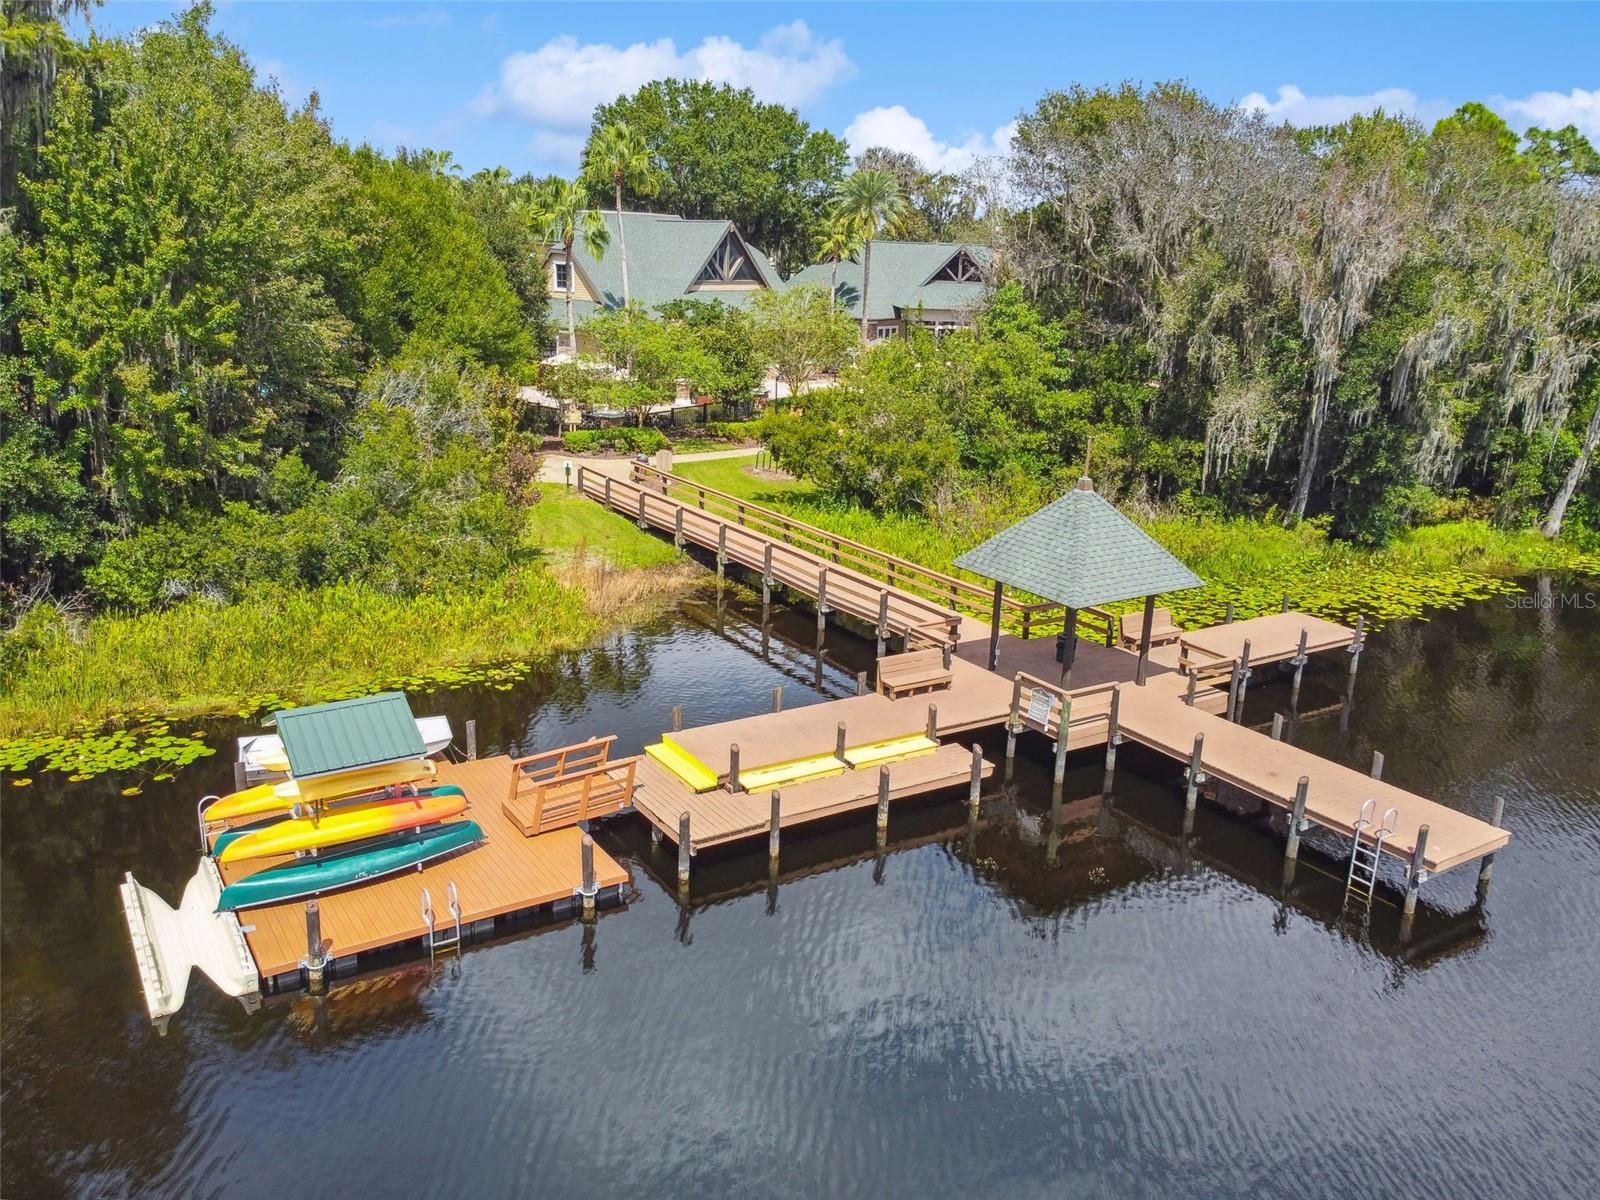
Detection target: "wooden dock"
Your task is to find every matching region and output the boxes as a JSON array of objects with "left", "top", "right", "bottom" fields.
[
  {"left": 221, "top": 756, "right": 630, "bottom": 981},
  {"left": 1176, "top": 610, "right": 1356, "bottom": 669}
]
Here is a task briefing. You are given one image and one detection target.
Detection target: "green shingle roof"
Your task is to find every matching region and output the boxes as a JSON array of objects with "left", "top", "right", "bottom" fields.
[
  {"left": 551, "top": 212, "right": 783, "bottom": 323},
  {"left": 786, "top": 240, "right": 992, "bottom": 321},
  {"left": 953, "top": 481, "right": 1204, "bottom": 610},
  {"left": 268, "top": 692, "right": 426, "bottom": 779}
]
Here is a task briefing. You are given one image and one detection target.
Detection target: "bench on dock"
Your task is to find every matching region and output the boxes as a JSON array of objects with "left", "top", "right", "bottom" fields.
[
  {"left": 1119, "top": 606, "right": 1184, "bottom": 651},
  {"left": 502, "top": 736, "right": 637, "bottom": 836},
  {"left": 876, "top": 648, "right": 953, "bottom": 698}
]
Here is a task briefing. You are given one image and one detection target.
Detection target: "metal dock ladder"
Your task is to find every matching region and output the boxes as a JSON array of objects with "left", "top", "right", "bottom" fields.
[
  {"left": 1344, "top": 800, "right": 1397, "bottom": 917},
  {"left": 421, "top": 882, "right": 463, "bottom": 960}
]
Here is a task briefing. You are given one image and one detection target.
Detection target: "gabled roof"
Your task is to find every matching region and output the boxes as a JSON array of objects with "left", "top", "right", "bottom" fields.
[
  {"left": 267, "top": 692, "right": 426, "bottom": 779},
  {"left": 953, "top": 480, "right": 1204, "bottom": 610},
  {"left": 787, "top": 240, "right": 993, "bottom": 321},
  {"left": 552, "top": 212, "right": 782, "bottom": 318}
]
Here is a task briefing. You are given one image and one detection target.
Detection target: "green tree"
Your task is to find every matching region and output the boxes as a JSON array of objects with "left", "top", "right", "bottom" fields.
[
  {"left": 580, "top": 305, "right": 717, "bottom": 425},
  {"left": 655, "top": 299, "right": 763, "bottom": 404},
  {"left": 527, "top": 174, "right": 608, "bottom": 354},
  {"left": 590, "top": 79, "right": 848, "bottom": 273},
  {"left": 833, "top": 169, "right": 909, "bottom": 340},
  {"left": 749, "top": 285, "right": 858, "bottom": 398},
  {"left": 582, "top": 120, "right": 663, "bottom": 307},
  {"left": 461, "top": 166, "right": 554, "bottom": 352},
  {"left": 815, "top": 215, "right": 862, "bottom": 314}
]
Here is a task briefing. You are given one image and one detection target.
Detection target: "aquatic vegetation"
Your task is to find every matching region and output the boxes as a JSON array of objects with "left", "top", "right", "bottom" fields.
[{"left": 0, "top": 722, "right": 215, "bottom": 781}]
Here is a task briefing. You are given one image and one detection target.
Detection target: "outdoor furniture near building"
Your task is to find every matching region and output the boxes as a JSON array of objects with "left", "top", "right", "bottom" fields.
[
  {"left": 1119, "top": 606, "right": 1184, "bottom": 651},
  {"left": 876, "top": 648, "right": 954, "bottom": 699}
]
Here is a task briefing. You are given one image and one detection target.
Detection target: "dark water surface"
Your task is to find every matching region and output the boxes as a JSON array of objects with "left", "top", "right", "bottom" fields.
[{"left": 4, "top": 579, "right": 1598, "bottom": 1199}]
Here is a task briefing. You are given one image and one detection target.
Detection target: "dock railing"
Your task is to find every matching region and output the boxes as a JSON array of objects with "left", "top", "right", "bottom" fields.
[
  {"left": 629, "top": 462, "right": 1116, "bottom": 645},
  {"left": 1011, "top": 672, "right": 1120, "bottom": 740}
]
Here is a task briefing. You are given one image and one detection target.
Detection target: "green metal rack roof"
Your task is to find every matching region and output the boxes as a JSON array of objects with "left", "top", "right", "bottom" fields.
[
  {"left": 953, "top": 480, "right": 1203, "bottom": 610},
  {"left": 267, "top": 692, "right": 426, "bottom": 779}
]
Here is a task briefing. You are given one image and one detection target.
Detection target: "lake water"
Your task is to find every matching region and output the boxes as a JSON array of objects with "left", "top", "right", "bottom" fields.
[{"left": 3, "top": 577, "right": 1598, "bottom": 1199}]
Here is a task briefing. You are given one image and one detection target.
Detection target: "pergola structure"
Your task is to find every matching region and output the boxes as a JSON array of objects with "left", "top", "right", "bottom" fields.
[{"left": 953, "top": 478, "right": 1203, "bottom": 686}]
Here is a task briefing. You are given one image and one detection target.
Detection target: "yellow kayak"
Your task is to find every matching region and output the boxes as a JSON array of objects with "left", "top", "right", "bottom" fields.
[
  {"left": 216, "top": 788, "right": 467, "bottom": 863},
  {"left": 203, "top": 759, "right": 437, "bottom": 823}
]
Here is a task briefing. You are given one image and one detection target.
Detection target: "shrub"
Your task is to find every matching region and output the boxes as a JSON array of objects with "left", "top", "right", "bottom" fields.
[{"left": 561, "top": 427, "right": 668, "bottom": 455}]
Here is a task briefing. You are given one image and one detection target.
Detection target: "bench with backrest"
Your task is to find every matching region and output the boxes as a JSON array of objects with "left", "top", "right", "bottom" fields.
[
  {"left": 876, "top": 647, "right": 953, "bottom": 699},
  {"left": 502, "top": 735, "right": 637, "bottom": 836},
  {"left": 1119, "top": 606, "right": 1184, "bottom": 651}
]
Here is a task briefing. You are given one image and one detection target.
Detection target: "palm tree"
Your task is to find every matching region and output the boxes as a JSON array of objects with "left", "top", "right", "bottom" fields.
[
  {"left": 816, "top": 216, "right": 863, "bottom": 315},
  {"left": 832, "top": 169, "right": 908, "bottom": 341},
  {"left": 582, "top": 121, "right": 663, "bottom": 308},
  {"left": 526, "top": 176, "right": 608, "bottom": 355}
]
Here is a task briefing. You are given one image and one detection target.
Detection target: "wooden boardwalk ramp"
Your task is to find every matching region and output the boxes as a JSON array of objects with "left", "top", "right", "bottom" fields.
[{"left": 1114, "top": 680, "right": 1509, "bottom": 875}]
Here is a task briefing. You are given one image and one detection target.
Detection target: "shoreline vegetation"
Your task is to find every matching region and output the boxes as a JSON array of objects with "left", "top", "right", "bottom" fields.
[{"left": 670, "top": 459, "right": 1600, "bottom": 627}]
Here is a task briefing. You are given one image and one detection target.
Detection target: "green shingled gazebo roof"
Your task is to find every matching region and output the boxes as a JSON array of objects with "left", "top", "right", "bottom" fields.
[
  {"left": 953, "top": 480, "right": 1203, "bottom": 610},
  {"left": 267, "top": 692, "right": 426, "bottom": 779}
]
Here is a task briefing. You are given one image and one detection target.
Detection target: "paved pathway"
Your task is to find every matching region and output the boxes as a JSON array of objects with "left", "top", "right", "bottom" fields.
[{"left": 539, "top": 444, "right": 759, "bottom": 484}]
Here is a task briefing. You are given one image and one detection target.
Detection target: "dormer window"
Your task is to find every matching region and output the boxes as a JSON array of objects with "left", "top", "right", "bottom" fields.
[
  {"left": 929, "top": 249, "right": 984, "bottom": 283},
  {"left": 694, "top": 230, "right": 763, "bottom": 286}
]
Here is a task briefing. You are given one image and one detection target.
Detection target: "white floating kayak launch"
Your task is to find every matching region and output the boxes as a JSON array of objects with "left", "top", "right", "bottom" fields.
[{"left": 120, "top": 860, "right": 260, "bottom": 1033}]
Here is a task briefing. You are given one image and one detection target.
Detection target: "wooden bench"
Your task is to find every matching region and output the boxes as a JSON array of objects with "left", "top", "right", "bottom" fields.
[
  {"left": 876, "top": 648, "right": 953, "bottom": 698},
  {"left": 1119, "top": 606, "right": 1184, "bottom": 651},
  {"left": 502, "top": 736, "right": 637, "bottom": 836}
]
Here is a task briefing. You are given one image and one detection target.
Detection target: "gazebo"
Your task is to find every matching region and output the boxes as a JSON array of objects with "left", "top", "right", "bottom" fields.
[{"left": 953, "top": 478, "right": 1203, "bottom": 686}]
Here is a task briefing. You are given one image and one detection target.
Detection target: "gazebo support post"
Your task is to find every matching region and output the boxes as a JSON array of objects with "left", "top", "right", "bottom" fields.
[
  {"left": 1058, "top": 607, "right": 1078, "bottom": 688},
  {"left": 1134, "top": 593, "right": 1157, "bottom": 686},
  {"left": 988, "top": 580, "right": 1004, "bottom": 671}
]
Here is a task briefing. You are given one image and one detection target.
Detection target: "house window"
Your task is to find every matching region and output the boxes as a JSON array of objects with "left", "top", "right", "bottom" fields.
[
  {"left": 929, "top": 250, "right": 984, "bottom": 283},
  {"left": 553, "top": 261, "right": 571, "bottom": 290},
  {"left": 868, "top": 322, "right": 897, "bottom": 342},
  {"left": 693, "top": 231, "right": 764, "bottom": 286}
]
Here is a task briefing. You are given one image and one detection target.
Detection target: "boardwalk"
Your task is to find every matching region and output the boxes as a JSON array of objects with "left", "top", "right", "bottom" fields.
[
  {"left": 1114, "top": 677, "right": 1508, "bottom": 873},
  {"left": 222, "top": 757, "right": 629, "bottom": 980}
]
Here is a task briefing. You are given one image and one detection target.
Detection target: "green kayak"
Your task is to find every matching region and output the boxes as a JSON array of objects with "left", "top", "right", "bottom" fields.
[{"left": 216, "top": 820, "right": 483, "bottom": 912}]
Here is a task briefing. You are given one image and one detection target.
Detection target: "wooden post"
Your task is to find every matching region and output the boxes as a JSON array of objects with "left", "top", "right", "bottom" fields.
[
  {"left": 728, "top": 743, "right": 741, "bottom": 792},
  {"left": 856, "top": 670, "right": 868, "bottom": 696},
  {"left": 1224, "top": 600, "right": 1236, "bottom": 624},
  {"left": 969, "top": 744, "right": 984, "bottom": 816},
  {"left": 768, "top": 791, "right": 782, "bottom": 863},
  {"left": 636, "top": 489, "right": 647, "bottom": 528},
  {"left": 876, "top": 590, "right": 890, "bottom": 659},
  {"left": 603, "top": 475, "right": 613, "bottom": 508},
  {"left": 1404, "top": 824, "right": 1430, "bottom": 916},
  {"left": 816, "top": 567, "right": 828, "bottom": 631},
  {"left": 876, "top": 766, "right": 891, "bottom": 834},
  {"left": 465, "top": 719, "right": 478, "bottom": 761},
  {"left": 233, "top": 760, "right": 248, "bottom": 792},
  {"left": 761, "top": 542, "right": 773, "bottom": 606},
  {"left": 1234, "top": 639, "right": 1252, "bottom": 720},
  {"left": 304, "top": 900, "right": 325, "bottom": 993},
  {"left": 1102, "top": 686, "right": 1121, "bottom": 795},
  {"left": 1184, "top": 734, "right": 1205, "bottom": 813},
  {"left": 988, "top": 580, "right": 1004, "bottom": 671},
  {"left": 1285, "top": 776, "right": 1310, "bottom": 861},
  {"left": 1346, "top": 614, "right": 1366, "bottom": 691},
  {"left": 1370, "top": 750, "right": 1384, "bottom": 780},
  {"left": 674, "top": 506, "right": 684, "bottom": 549},
  {"left": 772, "top": 686, "right": 783, "bottom": 713},
  {"left": 580, "top": 834, "right": 597, "bottom": 918},
  {"left": 1135, "top": 593, "right": 1156, "bottom": 686},
  {"left": 1059, "top": 607, "right": 1079, "bottom": 688},
  {"left": 1281, "top": 593, "right": 1291, "bottom": 613},
  {"left": 1290, "top": 628, "right": 1310, "bottom": 711},
  {"left": 716, "top": 523, "right": 727, "bottom": 580},
  {"left": 1053, "top": 696, "right": 1073, "bottom": 786},
  {"left": 575, "top": 464, "right": 585, "bottom": 496},
  {"left": 1184, "top": 672, "right": 1198, "bottom": 707},
  {"left": 926, "top": 703, "right": 938, "bottom": 741},
  {"left": 677, "top": 811, "right": 692, "bottom": 888},
  {"left": 671, "top": 704, "right": 682, "bottom": 732},
  {"left": 942, "top": 642, "right": 953, "bottom": 670},
  {"left": 835, "top": 722, "right": 848, "bottom": 763},
  {"left": 1226, "top": 659, "right": 1244, "bottom": 722},
  {"left": 1270, "top": 712, "right": 1285, "bottom": 741},
  {"left": 1478, "top": 795, "right": 1506, "bottom": 896},
  {"left": 1005, "top": 676, "right": 1022, "bottom": 772}
]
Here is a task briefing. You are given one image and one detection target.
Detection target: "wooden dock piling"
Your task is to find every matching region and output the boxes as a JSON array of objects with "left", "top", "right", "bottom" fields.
[
  {"left": 674, "top": 506, "right": 685, "bottom": 548},
  {"left": 856, "top": 670, "right": 868, "bottom": 696},
  {"left": 465, "top": 719, "right": 478, "bottom": 761},
  {"left": 816, "top": 568, "right": 829, "bottom": 631},
  {"left": 677, "top": 811, "right": 692, "bottom": 888},
  {"left": 926, "top": 703, "right": 938, "bottom": 741},
  {"left": 672, "top": 704, "right": 683, "bottom": 732},
  {"left": 876, "top": 766, "right": 891, "bottom": 834},
  {"left": 969, "top": 744, "right": 984, "bottom": 815},
  {"left": 1053, "top": 696, "right": 1073, "bottom": 786},
  {"left": 1234, "top": 639, "right": 1253, "bottom": 719},
  {"left": 1005, "top": 676, "right": 1022, "bottom": 773},
  {"left": 1404, "top": 824, "right": 1430, "bottom": 915},
  {"left": 772, "top": 686, "right": 783, "bottom": 713},
  {"left": 835, "top": 722, "right": 847, "bottom": 762},
  {"left": 769, "top": 790, "right": 782, "bottom": 863},
  {"left": 716, "top": 523, "right": 727, "bottom": 580},
  {"left": 1370, "top": 750, "right": 1384, "bottom": 780},
  {"left": 1270, "top": 712, "right": 1285, "bottom": 741},
  {"left": 304, "top": 900, "right": 325, "bottom": 993},
  {"left": 1184, "top": 734, "right": 1205, "bottom": 812},
  {"left": 1103, "top": 686, "right": 1121, "bottom": 794},
  {"left": 580, "top": 834, "right": 596, "bottom": 918},
  {"left": 1285, "top": 776, "right": 1310, "bottom": 860},
  {"left": 728, "top": 743, "right": 741, "bottom": 792},
  {"left": 1478, "top": 796, "right": 1506, "bottom": 896},
  {"left": 1290, "top": 628, "right": 1310, "bottom": 710}
]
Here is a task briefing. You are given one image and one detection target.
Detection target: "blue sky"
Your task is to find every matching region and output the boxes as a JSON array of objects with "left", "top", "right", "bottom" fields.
[{"left": 88, "top": 2, "right": 1600, "bottom": 176}]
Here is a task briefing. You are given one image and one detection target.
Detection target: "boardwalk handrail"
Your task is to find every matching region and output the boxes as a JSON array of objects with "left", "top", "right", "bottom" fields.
[
  {"left": 630, "top": 462, "right": 1116, "bottom": 644},
  {"left": 1011, "top": 671, "right": 1120, "bottom": 737}
]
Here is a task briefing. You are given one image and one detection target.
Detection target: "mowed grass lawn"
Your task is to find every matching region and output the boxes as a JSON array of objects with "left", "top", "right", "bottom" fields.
[{"left": 523, "top": 484, "right": 683, "bottom": 568}]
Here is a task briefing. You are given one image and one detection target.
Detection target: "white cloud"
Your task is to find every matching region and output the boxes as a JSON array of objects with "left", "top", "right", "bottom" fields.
[
  {"left": 1488, "top": 87, "right": 1600, "bottom": 142},
  {"left": 844, "top": 105, "right": 1016, "bottom": 173},
  {"left": 365, "top": 7, "right": 451, "bottom": 31},
  {"left": 1236, "top": 84, "right": 1451, "bottom": 128},
  {"left": 481, "top": 20, "right": 855, "bottom": 132}
]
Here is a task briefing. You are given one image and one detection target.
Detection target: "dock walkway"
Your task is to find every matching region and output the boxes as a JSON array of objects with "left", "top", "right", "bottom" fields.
[{"left": 223, "top": 757, "right": 629, "bottom": 980}]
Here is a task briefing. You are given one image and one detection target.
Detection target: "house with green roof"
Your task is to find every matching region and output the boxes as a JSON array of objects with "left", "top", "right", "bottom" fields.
[
  {"left": 785, "top": 240, "right": 993, "bottom": 342},
  {"left": 545, "top": 211, "right": 784, "bottom": 352}
]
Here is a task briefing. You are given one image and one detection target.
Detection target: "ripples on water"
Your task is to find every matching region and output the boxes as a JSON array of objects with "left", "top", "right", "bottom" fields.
[{"left": 3, "top": 579, "right": 1598, "bottom": 1199}]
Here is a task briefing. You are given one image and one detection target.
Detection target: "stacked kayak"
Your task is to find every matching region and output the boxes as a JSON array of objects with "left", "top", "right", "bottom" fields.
[
  {"left": 204, "top": 759, "right": 438, "bottom": 824},
  {"left": 217, "top": 822, "right": 483, "bottom": 911},
  {"left": 210, "top": 786, "right": 466, "bottom": 858}
]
